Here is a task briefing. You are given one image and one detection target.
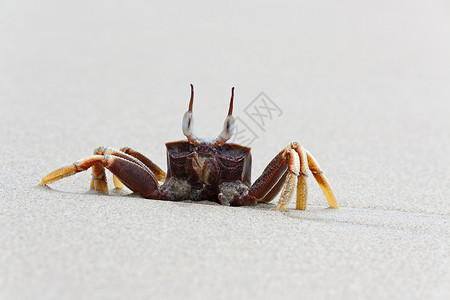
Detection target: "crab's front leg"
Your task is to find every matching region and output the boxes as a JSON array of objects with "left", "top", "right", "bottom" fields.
[
  {"left": 39, "top": 150, "right": 169, "bottom": 200},
  {"left": 245, "top": 146, "right": 300, "bottom": 211},
  {"left": 242, "top": 143, "right": 338, "bottom": 211},
  {"left": 230, "top": 147, "right": 290, "bottom": 207},
  {"left": 91, "top": 147, "right": 166, "bottom": 191},
  {"left": 102, "top": 155, "right": 169, "bottom": 199}
]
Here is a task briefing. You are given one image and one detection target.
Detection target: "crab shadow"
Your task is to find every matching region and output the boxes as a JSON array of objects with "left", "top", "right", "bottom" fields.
[
  {"left": 38, "top": 185, "right": 334, "bottom": 214},
  {"left": 38, "top": 185, "right": 272, "bottom": 208},
  {"left": 37, "top": 185, "right": 136, "bottom": 199},
  {"left": 170, "top": 199, "right": 278, "bottom": 211}
]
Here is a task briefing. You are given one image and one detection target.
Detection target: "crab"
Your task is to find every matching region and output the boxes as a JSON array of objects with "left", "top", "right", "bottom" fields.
[{"left": 39, "top": 85, "right": 338, "bottom": 211}]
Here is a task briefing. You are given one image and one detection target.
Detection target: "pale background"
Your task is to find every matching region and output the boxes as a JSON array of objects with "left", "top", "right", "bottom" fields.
[{"left": 1, "top": 1, "right": 449, "bottom": 299}]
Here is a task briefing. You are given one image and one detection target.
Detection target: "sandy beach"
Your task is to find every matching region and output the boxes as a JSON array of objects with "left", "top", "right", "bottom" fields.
[{"left": 1, "top": 1, "right": 449, "bottom": 299}]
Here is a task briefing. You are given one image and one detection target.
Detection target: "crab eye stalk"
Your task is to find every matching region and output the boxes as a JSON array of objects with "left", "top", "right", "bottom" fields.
[
  {"left": 182, "top": 111, "right": 194, "bottom": 137},
  {"left": 215, "top": 87, "right": 236, "bottom": 146},
  {"left": 182, "top": 84, "right": 199, "bottom": 143}
]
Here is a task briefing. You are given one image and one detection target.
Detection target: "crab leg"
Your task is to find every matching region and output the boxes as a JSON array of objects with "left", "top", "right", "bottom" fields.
[
  {"left": 275, "top": 149, "right": 300, "bottom": 211},
  {"left": 231, "top": 148, "right": 289, "bottom": 206},
  {"left": 90, "top": 147, "right": 143, "bottom": 191},
  {"left": 39, "top": 155, "right": 106, "bottom": 190},
  {"left": 248, "top": 142, "right": 338, "bottom": 211},
  {"left": 291, "top": 142, "right": 309, "bottom": 210},
  {"left": 248, "top": 146, "right": 302, "bottom": 210},
  {"left": 89, "top": 147, "right": 140, "bottom": 193},
  {"left": 92, "top": 147, "right": 164, "bottom": 190},
  {"left": 248, "top": 148, "right": 289, "bottom": 200},
  {"left": 305, "top": 150, "right": 339, "bottom": 209},
  {"left": 258, "top": 170, "right": 288, "bottom": 204},
  {"left": 102, "top": 155, "right": 161, "bottom": 198},
  {"left": 39, "top": 154, "right": 162, "bottom": 198},
  {"left": 120, "top": 147, "right": 165, "bottom": 181},
  {"left": 90, "top": 162, "right": 108, "bottom": 194}
]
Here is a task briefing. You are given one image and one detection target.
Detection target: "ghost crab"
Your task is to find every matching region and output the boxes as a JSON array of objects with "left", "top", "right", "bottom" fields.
[{"left": 39, "top": 85, "right": 338, "bottom": 211}]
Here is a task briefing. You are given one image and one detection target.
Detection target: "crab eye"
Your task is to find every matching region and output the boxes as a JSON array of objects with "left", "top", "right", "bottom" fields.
[
  {"left": 214, "top": 115, "right": 235, "bottom": 146},
  {"left": 182, "top": 111, "right": 194, "bottom": 137},
  {"left": 221, "top": 115, "right": 235, "bottom": 140},
  {"left": 182, "top": 84, "right": 199, "bottom": 143},
  {"left": 214, "top": 87, "right": 236, "bottom": 146}
]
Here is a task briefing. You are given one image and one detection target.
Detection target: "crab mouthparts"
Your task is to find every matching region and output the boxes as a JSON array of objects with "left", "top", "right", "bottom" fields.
[
  {"left": 190, "top": 152, "right": 219, "bottom": 184},
  {"left": 192, "top": 152, "right": 205, "bottom": 169}
]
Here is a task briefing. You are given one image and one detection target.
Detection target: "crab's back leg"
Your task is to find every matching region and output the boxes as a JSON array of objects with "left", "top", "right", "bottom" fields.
[
  {"left": 248, "top": 149, "right": 289, "bottom": 201},
  {"left": 90, "top": 147, "right": 147, "bottom": 191},
  {"left": 258, "top": 170, "right": 288, "bottom": 204},
  {"left": 305, "top": 150, "right": 339, "bottom": 209},
  {"left": 247, "top": 142, "right": 338, "bottom": 211},
  {"left": 39, "top": 147, "right": 167, "bottom": 199},
  {"left": 39, "top": 155, "right": 106, "bottom": 188},
  {"left": 39, "top": 153, "right": 166, "bottom": 199},
  {"left": 291, "top": 142, "right": 309, "bottom": 210},
  {"left": 112, "top": 147, "right": 166, "bottom": 189},
  {"left": 102, "top": 155, "right": 162, "bottom": 198},
  {"left": 247, "top": 147, "right": 301, "bottom": 210},
  {"left": 120, "top": 147, "right": 165, "bottom": 181},
  {"left": 230, "top": 148, "right": 288, "bottom": 207},
  {"left": 257, "top": 143, "right": 309, "bottom": 209},
  {"left": 92, "top": 147, "right": 163, "bottom": 189},
  {"left": 91, "top": 162, "right": 108, "bottom": 193},
  {"left": 274, "top": 149, "right": 298, "bottom": 211}
]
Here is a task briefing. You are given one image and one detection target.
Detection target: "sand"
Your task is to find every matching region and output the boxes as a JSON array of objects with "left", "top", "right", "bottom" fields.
[{"left": 1, "top": 1, "right": 449, "bottom": 299}]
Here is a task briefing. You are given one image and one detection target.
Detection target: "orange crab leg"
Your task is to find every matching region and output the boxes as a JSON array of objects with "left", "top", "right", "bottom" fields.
[
  {"left": 275, "top": 149, "right": 300, "bottom": 211},
  {"left": 39, "top": 155, "right": 105, "bottom": 188},
  {"left": 305, "top": 150, "right": 339, "bottom": 209},
  {"left": 91, "top": 147, "right": 148, "bottom": 191},
  {"left": 291, "top": 142, "right": 309, "bottom": 210},
  {"left": 39, "top": 154, "right": 162, "bottom": 198},
  {"left": 248, "top": 142, "right": 338, "bottom": 211},
  {"left": 90, "top": 162, "right": 108, "bottom": 194}
]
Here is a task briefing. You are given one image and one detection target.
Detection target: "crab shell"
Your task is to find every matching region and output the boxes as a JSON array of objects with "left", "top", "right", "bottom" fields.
[{"left": 164, "top": 140, "right": 252, "bottom": 203}]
